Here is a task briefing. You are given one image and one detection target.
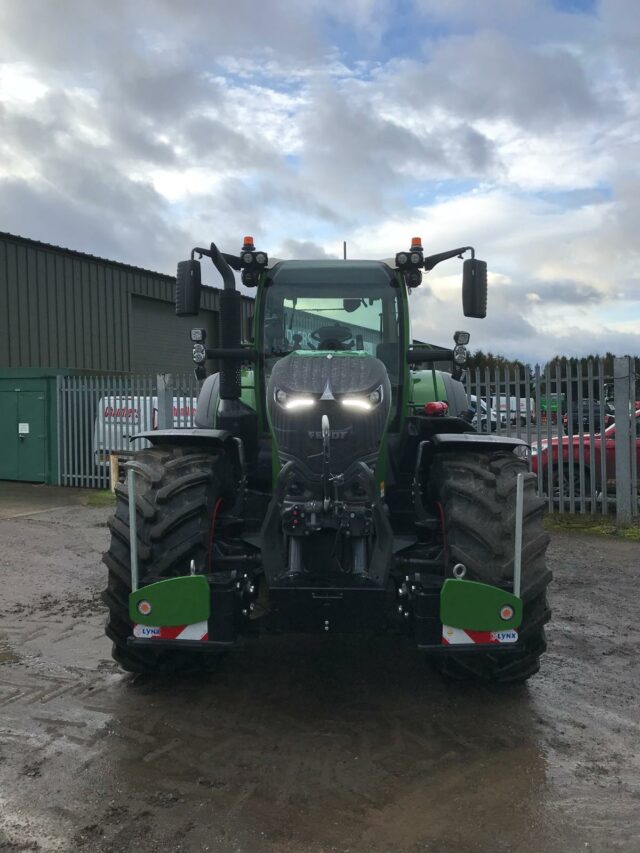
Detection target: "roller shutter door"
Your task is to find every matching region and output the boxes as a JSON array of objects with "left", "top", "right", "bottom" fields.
[{"left": 131, "top": 296, "right": 218, "bottom": 373}]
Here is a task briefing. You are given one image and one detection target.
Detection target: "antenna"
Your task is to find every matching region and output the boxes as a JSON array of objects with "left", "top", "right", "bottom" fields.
[{"left": 343, "top": 241, "right": 347, "bottom": 260}]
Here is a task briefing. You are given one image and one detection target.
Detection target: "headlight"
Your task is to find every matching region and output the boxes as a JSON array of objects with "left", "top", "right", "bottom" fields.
[
  {"left": 341, "top": 398, "right": 372, "bottom": 411},
  {"left": 513, "top": 445, "right": 530, "bottom": 460},
  {"left": 341, "top": 386, "right": 383, "bottom": 411},
  {"left": 286, "top": 398, "right": 315, "bottom": 410},
  {"left": 192, "top": 343, "right": 206, "bottom": 363},
  {"left": 453, "top": 344, "right": 467, "bottom": 365},
  {"left": 274, "top": 388, "right": 315, "bottom": 410}
]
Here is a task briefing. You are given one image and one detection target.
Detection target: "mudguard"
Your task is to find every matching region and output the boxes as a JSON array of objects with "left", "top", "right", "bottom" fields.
[
  {"left": 130, "top": 428, "right": 242, "bottom": 473},
  {"left": 131, "top": 428, "right": 234, "bottom": 446},
  {"left": 431, "top": 433, "right": 527, "bottom": 450}
]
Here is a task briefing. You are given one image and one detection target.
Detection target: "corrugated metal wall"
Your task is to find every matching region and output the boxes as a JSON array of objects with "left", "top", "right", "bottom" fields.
[
  {"left": 130, "top": 296, "right": 220, "bottom": 372},
  {"left": 0, "top": 232, "right": 253, "bottom": 373}
]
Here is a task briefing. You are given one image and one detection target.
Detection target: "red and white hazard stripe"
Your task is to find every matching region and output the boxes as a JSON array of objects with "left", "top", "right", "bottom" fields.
[
  {"left": 441, "top": 625, "right": 518, "bottom": 645},
  {"left": 133, "top": 620, "right": 208, "bottom": 641}
]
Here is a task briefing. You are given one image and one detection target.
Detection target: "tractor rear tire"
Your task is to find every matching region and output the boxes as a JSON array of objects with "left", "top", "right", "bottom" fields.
[
  {"left": 102, "top": 444, "right": 235, "bottom": 674},
  {"left": 431, "top": 450, "right": 551, "bottom": 685}
]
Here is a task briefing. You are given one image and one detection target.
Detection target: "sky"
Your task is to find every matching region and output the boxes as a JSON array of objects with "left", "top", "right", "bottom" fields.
[{"left": 0, "top": 0, "right": 639, "bottom": 365}]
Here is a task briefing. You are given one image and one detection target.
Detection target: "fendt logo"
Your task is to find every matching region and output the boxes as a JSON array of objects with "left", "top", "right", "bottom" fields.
[{"left": 308, "top": 428, "right": 351, "bottom": 440}]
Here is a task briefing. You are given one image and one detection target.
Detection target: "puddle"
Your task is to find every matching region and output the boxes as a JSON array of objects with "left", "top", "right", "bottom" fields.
[{"left": 0, "top": 635, "right": 20, "bottom": 664}]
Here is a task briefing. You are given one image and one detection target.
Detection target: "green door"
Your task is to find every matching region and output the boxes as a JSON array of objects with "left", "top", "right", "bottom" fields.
[
  {"left": 0, "top": 392, "right": 19, "bottom": 479},
  {"left": 0, "top": 390, "right": 47, "bottom": 482},
  {"left": 18, "top": 391, "right": 46, "bottom": 481}
]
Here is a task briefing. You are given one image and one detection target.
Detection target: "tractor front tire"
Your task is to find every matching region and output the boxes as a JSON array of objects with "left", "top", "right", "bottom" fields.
[
  {"left": 432, "top": 450, "right": 551, "bottom": 685},
  {"left": 102, "top": 445, "right": 235, "bottom": 674}
]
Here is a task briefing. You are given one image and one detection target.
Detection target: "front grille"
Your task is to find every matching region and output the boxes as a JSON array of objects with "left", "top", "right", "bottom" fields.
[{"left": 267, "top": 354, "right": 391, "bottom": 475}]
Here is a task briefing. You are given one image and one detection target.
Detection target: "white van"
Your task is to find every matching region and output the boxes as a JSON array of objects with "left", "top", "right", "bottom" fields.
[
  {"left": 491, "top": 396, "right": 536, "bottom": 426},
  {"left": 94, "top": 395, "right": 197, "bottom": 466}
]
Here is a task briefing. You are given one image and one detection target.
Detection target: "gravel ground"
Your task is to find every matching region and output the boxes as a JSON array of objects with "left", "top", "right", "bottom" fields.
[{"left": 0, "top": 494, "right": 639, "bottom": 853}]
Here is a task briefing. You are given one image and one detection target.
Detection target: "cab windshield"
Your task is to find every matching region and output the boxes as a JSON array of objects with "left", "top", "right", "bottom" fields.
[{"left": 261, "top": 278, "right": 402, "bottom": 389}]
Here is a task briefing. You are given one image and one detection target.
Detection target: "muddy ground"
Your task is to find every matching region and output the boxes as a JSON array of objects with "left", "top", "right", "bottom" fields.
[{"left": 0, "top": 490, "right": 639, "bottom": 852}]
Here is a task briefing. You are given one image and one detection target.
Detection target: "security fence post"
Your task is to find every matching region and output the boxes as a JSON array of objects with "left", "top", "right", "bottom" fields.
[
  {"left": 157, "top": 373, "right": 174, "bottom": 430},
  {"left": 629, "top": 358, "right": 637, "bottom": 518},
  {"left": 614, "top": 357, "right": 633, "bottom": 524}
]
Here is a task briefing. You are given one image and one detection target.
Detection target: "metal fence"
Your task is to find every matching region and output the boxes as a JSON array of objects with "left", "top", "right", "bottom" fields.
[
  {"left": 57, "top": 359, "right": 638, "bottom": 520},
  {"left": 57, "top": 372, "right": 199, "bottom": 489},
  {"left": 465, "top": 356, "right": 638, "bottom": 519}
]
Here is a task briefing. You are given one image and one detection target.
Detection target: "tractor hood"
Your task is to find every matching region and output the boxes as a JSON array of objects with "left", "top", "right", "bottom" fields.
[{"left": 267, "top": 351, "right": 391, "bottom": 475}]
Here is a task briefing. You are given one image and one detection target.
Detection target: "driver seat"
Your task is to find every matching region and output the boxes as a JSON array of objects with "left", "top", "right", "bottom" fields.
[{"left": 319, "top": 338, "right": 353, "bottom": 350}]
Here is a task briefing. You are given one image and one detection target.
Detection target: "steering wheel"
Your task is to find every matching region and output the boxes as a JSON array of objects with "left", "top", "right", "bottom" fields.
[{"left": 310, "top": 324, "right": 353, "bottom": 349}]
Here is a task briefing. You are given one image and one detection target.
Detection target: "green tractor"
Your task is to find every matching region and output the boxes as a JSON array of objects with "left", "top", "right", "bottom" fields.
[{"left": 103, "top": 237, "right": 550, "bottom": 683}]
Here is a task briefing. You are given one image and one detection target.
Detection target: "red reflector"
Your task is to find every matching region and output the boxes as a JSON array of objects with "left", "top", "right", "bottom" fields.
[
  {"left": 424, "top": 401, "right": 448, "bottom": 416},
  {"left": 411, "top": 236, "right": 422, "bottom": 248}
]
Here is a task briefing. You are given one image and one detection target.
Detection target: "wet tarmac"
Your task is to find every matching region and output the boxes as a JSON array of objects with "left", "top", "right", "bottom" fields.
[{"left": 0, "top": 495, "right": 639, "bottom": 852}]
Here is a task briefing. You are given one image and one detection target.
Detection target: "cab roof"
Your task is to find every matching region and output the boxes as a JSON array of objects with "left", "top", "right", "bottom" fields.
[{"left": 267, "top": 259, "right": 395, "bottom": 287}]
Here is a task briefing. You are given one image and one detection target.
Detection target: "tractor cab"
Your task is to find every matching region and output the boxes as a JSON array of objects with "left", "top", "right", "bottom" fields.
[{"left": 258, "top": 259, "right": 403, "bottom": 414}]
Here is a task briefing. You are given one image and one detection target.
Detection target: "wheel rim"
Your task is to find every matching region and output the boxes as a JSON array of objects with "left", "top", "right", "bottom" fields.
[{"left": 551, "top": 467, "right": 592, "bottom": 505}]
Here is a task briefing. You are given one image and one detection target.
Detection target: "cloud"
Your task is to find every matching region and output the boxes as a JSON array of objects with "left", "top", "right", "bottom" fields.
[
  {"left": 400, "top": 31, "right": 602, "bottom": 131},
  {"left": 525, "top": 281, "right": 604, "bottom": 305},
  {"left": 275, "top": 238, "right": 339, "bottom": 259},
  {"left": 0, "top": 0, "right": 638, "bottom": 362},
  {"left": 0, "top": 1, "right": 323, "bottom": 71}
]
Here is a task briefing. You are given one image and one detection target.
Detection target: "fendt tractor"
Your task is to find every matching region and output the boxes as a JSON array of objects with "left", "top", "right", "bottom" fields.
[{"left": 103, "top": 237, "right": 551, "bottom": 683}]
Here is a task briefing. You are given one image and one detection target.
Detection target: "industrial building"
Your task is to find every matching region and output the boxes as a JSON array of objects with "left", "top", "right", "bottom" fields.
[
  {"left": 0, "top": 231, "right": 253, "bottom": 484},
  {"left": 0, "top": 231, "right": 253, "bottom": 373}
]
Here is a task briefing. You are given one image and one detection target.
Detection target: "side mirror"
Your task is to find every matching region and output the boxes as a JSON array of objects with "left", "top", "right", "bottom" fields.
[
  {"left": 462, "top": 258, "right": 487, "bottom": 319},
  {"left": 176, "top": 259, "right": 202, "bottom": 316}
]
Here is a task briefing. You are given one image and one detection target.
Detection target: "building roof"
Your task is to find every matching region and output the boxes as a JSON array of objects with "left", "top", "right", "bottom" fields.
[{"left": 0, "top": 230, "right": 176, "bottom": 281}]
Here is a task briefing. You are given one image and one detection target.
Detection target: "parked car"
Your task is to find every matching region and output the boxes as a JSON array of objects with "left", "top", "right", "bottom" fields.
[
  {"left": 532, "top": 409, "right": 640, "bottom": 502},
  {"left": 468, "top": 395, "right": 498, "bottom": 432},
  {"left": 562, "top": 399, "right": 614, "bottom": 434}
]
